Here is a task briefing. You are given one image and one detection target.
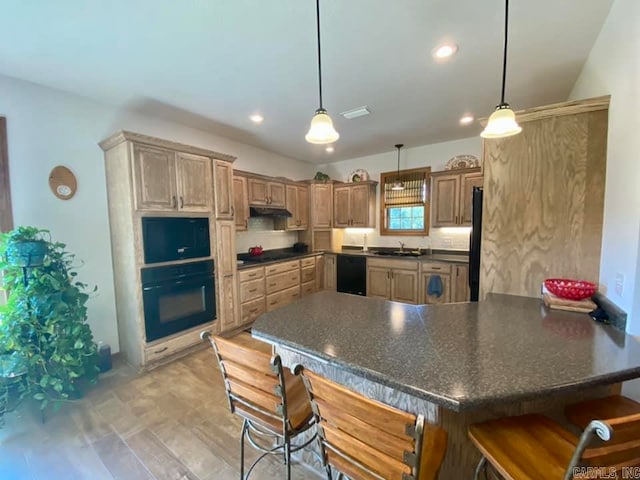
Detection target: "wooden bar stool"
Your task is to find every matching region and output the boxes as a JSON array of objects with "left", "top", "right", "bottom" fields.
[
  {"left": 293, "top": 364, "right": 448, "bottom": 480},
  {"left": 202, "top": 332, "right": 316, "bottom": 480},
  {"left": 468, "top": 411, "right": 640, "bottom": 480}
]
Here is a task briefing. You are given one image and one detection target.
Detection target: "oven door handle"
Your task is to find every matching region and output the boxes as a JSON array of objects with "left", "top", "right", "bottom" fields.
[{"left": 143, "top": 277, "right": 213, "bottom": 291}]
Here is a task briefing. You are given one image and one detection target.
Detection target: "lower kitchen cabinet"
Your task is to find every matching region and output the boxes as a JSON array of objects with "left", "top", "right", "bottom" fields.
[
  {"left": 265, "top": 260, "right": 300, "bottom": 312},
  {"left": 238, "top": 266, "right": 266, "bottom": 325},
  {"left": 366, "top": 258, "right": 419, "bottom": 304},
  {"left": 452, "top": 264, "right": 470, "bottom": 302},
  {"left": 324, "top": 254, "right": 336, "bottom": 291},
  {"left": 300, "top": 256, "right": 317, "bottom": 296}
]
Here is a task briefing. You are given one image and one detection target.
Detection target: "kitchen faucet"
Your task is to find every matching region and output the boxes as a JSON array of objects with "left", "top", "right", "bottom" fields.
[{"left": 398, "top": 241, "right": 405, "bottom": 252}]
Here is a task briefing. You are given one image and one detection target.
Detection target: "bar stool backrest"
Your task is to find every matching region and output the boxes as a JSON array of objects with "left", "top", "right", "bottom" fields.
[
  {"left": 568, "top": 412, "right": 640, "bottom": 478},
  {"left": 296, "top": 366, "right": 447, "bottom": 480}
]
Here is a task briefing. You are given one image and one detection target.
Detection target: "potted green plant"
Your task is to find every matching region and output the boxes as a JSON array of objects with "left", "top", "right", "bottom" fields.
[
  {"left": 3, "top": 226, "right": 48, "bottom": 267},
  {"left": 0, "top": 226, "right": 99, "bottom": 425}
]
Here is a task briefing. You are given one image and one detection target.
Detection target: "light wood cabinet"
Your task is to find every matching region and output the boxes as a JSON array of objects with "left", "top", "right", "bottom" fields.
[
  {"left": 420, "top": 263, "right": 452, "bottom": 304},
  {"left": 311, "top": 183, "right": 333, "bottom": 228},
  {"left": 324, "top": 254, "right": 337, "bottom": 290},
  {"left": 265, "top": 260, "right": 300, "bottom": 312},
  {"left": 431, "top": 168, "right": 482, "bottom": 227},
  {"left": 213, "top": 160, "right": 234, "bottom": 219},
  {"left": 366, "top": 258, "right": 419, "bottom": 304},
  {"left": 100, "top": 130, "right": 236, "bottom": 368},
  {"left": 216, "top": 220, "right": 239, "bottom": 332},
  {"left": 277, "top": 184, "right": 309, "bottom": 230},
  {"left": 132, "top": 145, "right": 214, "bottom": 213},
  {"left": 452, "top": 264, "right": 470, "bottom": 302},
  {"left": 233, "top": 176, "right": 249, "bottom": 231},
  {"left": 333, "top": 182, "right": 377, "bottom": 228},
  {"left": 248, "top": 178, "right": 286, "bottom": 207},
  {"left": 238, "top": 266, "right": 265, "bottom": 325}
]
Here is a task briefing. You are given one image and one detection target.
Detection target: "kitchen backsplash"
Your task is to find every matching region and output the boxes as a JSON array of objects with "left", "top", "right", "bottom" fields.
[
  {"left": 342, "top": 227, "right": 471, "bottom": 251},
  {"left": 235, "top": 217, "right": 299, "bottom": 253}
]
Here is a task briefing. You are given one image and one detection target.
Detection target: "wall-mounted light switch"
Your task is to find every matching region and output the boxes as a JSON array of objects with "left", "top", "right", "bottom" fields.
[{"left": 615, "top": 273, "right": 625, "bottom": 297}]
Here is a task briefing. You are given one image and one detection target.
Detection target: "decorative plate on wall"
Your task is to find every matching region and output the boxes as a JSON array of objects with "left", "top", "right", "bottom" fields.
[
  {"left": 48, "top": 166, "right": 77, "bottom": 200},
  {"left": 445, "top": 154, "right": 481, "bottom": 170},
  {"left": 347, "top": 169, "right": 369, "bottom": 182}
]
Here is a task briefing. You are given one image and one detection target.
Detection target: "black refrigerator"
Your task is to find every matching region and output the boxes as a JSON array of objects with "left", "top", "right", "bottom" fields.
[{"left": 469, "top": 186, "right": 483, "bottom": 301}]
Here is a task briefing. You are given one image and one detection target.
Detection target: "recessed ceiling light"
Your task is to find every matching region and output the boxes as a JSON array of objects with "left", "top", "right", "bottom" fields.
[
  {"left": 249, "top": 114, "right": 264, "bottom": 124},
  {"left": 325, "top": 146, "right": 335, "bottom": 153},
  {"left": 459, "top": 114, "right": 474, "bottom": 125},
  {"left": 432, "top": 43, "right": 458, "bottom": 60}
]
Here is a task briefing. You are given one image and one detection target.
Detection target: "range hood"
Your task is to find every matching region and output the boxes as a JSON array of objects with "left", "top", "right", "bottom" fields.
[{"left": 249, "top": 206, "right": 292, "bottom": 218}]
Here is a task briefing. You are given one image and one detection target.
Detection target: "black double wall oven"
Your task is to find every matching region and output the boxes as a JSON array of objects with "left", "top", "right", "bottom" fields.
[{"left": 141, "top": 217, "right": 216, "bottom": 342}]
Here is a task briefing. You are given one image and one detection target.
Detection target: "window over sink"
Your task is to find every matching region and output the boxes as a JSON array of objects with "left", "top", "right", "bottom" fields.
[{"left": 380, "top": 167, "right": 431, "bottom": 236}]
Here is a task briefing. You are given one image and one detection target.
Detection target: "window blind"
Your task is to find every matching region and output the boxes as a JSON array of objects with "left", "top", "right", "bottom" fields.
[{"left": 384, "top": 171, "right": 426, "bottom": 206}]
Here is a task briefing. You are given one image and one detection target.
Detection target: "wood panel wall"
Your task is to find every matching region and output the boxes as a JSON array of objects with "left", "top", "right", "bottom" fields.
[
  {"left": 0, "top": 117, "right": 13, "bottom": 232},
  {"left": 480, "top": 98, "right": 608, "bottom": 299}
]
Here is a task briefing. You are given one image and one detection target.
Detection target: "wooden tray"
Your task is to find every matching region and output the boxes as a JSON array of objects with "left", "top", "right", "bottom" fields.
[{"left": 543, "top": 293, "right": 596, "bottom": 313}]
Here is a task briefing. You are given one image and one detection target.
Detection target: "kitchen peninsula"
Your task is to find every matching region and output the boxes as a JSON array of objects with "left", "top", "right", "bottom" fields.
[{"left": 252, "top": 291, "right": 640, "bottom": 478}]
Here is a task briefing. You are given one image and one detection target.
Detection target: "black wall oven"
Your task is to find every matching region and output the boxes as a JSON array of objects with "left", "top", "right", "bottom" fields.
[
  {"left": 142, "top": 217, "right": 211, "bottom": 264},
  {"left": 142, "top": 259, "right": 216, "bottom": 342}
]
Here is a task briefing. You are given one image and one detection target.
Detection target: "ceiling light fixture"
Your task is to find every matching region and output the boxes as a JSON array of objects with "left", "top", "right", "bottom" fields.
[
  {"left": 340, "top": 106, "right": 370, "bottom": 120},
  {"left": 305, "top": 0, "right": 339, "bottom": 145},
  {"left": 325, "top": 146, "right": 334, "bottom": 153},
  {"left": 391, "top": 144, "right": 405, "bottom": 191},
  {"left": 481, "top": 0, "right": 522, "bottom": 139},
  {"left": 459, "top": 114, "right": 474, "bottom": 125},
  {"left": 249, "top": 114, "right": 264, "bottom": 124},
  {"left": 432, "top": 43, "right": 458, "bottom": 60}
]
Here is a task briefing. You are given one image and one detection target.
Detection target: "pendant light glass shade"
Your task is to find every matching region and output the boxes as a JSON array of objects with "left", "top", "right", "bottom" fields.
[
  {"left": 305, "top": 108, "right": 340, "bottom": 144},
  {"left": 306, "top": 0, "right": 339, "bottom": 145},
  {"left": 481, "top": 0, "right": 521, "bottom": 140},
  {"left": 481, "top": 103, "right": 522, "bottom": 138}
]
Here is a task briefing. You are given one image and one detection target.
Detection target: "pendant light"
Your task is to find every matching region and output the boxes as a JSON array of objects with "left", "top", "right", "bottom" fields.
[
  {"left": 481, "top": 0, "right": 522, "bottom": 139},
  {"left": 305, "top": 0, "right": 340, "bottom": 144},
  {"left": 391, "top": 144, "right": 405, "bottom": 191}
]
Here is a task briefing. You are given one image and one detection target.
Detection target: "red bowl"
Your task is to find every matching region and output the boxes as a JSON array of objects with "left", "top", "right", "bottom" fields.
[{"left": 544, "top": 278, "right": 597, "bottom": 301}]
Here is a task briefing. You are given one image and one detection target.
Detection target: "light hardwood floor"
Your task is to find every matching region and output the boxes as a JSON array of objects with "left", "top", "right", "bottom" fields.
[{"left": 0, "top": 345, "right": 321, "bottom": 480}]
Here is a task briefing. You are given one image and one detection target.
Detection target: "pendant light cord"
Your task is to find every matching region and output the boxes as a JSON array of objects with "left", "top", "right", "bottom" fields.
[
  {"left": 395, "top": 144, "right": 403, "bottom": 181},
  {"left": 500, "top": 0, "right": 509, "bottom": 105},
  {"left": 315, "top": 0, "right": 324, "bottom": 110}
]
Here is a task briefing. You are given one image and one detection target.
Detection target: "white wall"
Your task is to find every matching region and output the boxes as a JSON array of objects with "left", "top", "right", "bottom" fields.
[
  {"left": 318, "top": 136, "right": 482, "bottom": 250},
  {"left": 0, "top": 73, "right": 315, "bottom": 353},
  {"left": 569, "top": 0, "right": 640, "bottom": 333}
]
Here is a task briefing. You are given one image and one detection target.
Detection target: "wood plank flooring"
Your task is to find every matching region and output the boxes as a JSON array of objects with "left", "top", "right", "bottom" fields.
[{"left": 0, "top": 345, "right": 321, "bottom": 480}]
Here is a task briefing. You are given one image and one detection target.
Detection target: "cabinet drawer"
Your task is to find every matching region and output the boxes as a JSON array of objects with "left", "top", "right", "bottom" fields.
[
  {"left": 239, "top": 278, "right": 265, "bottom": 303},
  {"left": 421, "top": 263, "right": 452, "bottom": 275},
  {"left": 301, "top": 265, "right": 316, "bottom": 283},
  {"left": 145, "top": 323, "right": 213, "bottom": 364},
  {"left": 265, "top": 260, "right": 300, "bottom": 276},
  {"left": 239, "top": 267, "right": 264, "bottom": 282},
  {"left": 266, "top": 285, "right": 300, "bottom": 312},
  {"left": 240, "top": 297, "right": 266, "bottom": 324},
  {"left": 301, "top": 280, "right": 316, "bottom": 296},
  {"left": 367, "top": 257, "right": 419, "bottom": 271},
  {"left": 266, "top": 269, "right": 300, "bottom": 294},
  {"left": 300, "top": 256, "right": 316, "bottom": 268}
]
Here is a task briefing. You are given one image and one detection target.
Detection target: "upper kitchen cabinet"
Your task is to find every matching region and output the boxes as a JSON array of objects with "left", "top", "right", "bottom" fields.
[
  {"left": 310, "top": 182, "right": 333, "bottom": 228},
  {"left": 431, "top": 168, "right": 482, "bottom": 227},
  {"left": 213, "top": 160, "right": 234, "bottom": 219},
  {"left": 247, "top": 177, "right": 286, "bottom": 207},
  {"left": 233, "top": 176, "right": 249, "bottom": 231},
  {"left": 176, "top": 152, "right": 214, "bottom": 212},
  {"left": 277, "top": 184, "right": 309, "bottom": 230},
  {"left": 333, "top": 181, "right": 377, "bottom": 228}
]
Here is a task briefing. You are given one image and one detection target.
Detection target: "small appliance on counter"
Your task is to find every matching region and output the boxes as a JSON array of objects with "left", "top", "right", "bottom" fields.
[{"left": 248, "top": 245, "right": 264, "bottom": 256}]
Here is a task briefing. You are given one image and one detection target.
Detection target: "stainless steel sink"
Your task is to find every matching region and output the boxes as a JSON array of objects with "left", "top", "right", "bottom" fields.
[{"left": 374, "top": 251, "right": 422, "bottom": 257}]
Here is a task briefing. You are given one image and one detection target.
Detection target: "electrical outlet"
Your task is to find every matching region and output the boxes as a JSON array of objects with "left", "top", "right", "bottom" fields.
[
  {"left": 443, "top": 237, "right": 452, "bottom": 248},
  {"left": 615, "top": 273, "right": 625, "bottom": 297}
]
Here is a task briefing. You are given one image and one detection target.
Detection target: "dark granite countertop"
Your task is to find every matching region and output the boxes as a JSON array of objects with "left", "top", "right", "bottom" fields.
[
  {"left": 252, "top": 291, "right": 640, "bottom": 412},
  {"left": 237, "top": 251, "right": 322, "bottom": 270},
  {"left": 328, "top": 249, "right": 469, "bottom": 264}
]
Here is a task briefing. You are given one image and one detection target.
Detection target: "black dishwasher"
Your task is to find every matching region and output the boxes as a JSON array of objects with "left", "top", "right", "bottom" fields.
[{"left": 337, "top": 254, "right": 367, "bottom": 296}]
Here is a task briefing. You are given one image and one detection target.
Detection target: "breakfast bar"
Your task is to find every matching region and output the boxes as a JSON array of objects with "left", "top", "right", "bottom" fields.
[{"left": 252, "top": 291, "right": 640, "bottom": 478}]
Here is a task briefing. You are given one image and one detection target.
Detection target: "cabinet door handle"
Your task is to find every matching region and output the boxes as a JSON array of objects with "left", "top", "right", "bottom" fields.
[
  {"left": 245, "top": 219, "right": 248, "bottom": 228},
  {"left": 249, "top": 308, "right": 259, "bottom": 313},
  {"left": 269, "top": 283, "right": 277, "bottom": 287},
  {"left": 172, "top": 196, "right": 177, "bottom": 208},
  {"left": 231, "top": 206, "right": 235, "bottom": 216},
  {"left": 180, "top": 196, "right": 184, "bottom": 209},
  {"left": 249, "top": 288, "right": 258, "bottom": 293},
  {"left": 154, "top": 346, "right": 168, "bottom": 354}
]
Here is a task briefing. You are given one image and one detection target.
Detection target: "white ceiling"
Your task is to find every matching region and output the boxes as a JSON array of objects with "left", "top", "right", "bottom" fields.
[{"left": 0, "top": 1, "right": 612, "bottom": 164}]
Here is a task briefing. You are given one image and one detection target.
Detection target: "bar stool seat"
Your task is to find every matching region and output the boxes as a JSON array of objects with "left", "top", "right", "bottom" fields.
[{"left": 468, "top": 414, "right": 578, "bottom": 480}]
